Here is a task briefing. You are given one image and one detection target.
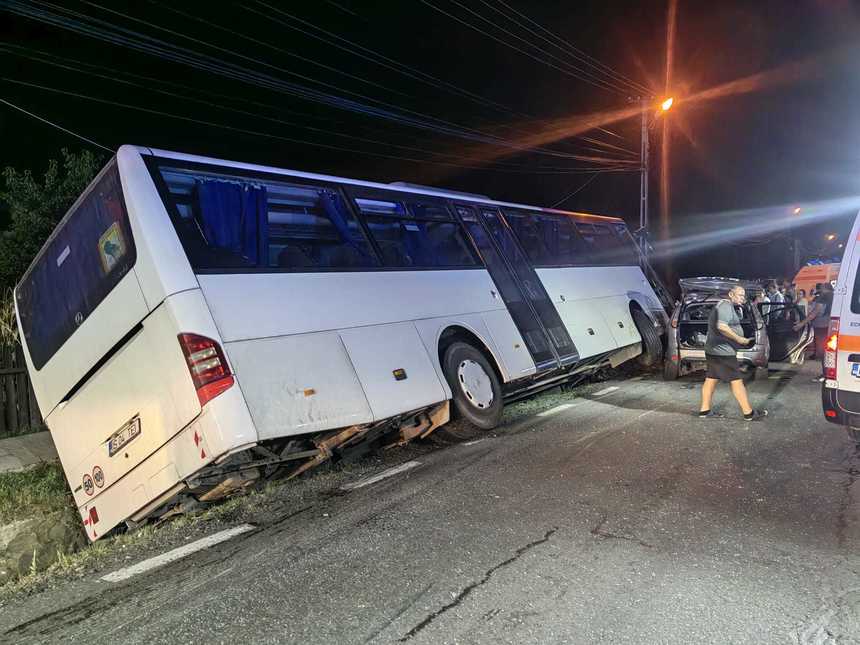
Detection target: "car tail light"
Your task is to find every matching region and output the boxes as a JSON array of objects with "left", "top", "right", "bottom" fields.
[
  {"left": 178, "top": 333, "right": 234, "bottom": 406},
  {"left": 823, "top": 317, "right": 839, "bottom": 380}
]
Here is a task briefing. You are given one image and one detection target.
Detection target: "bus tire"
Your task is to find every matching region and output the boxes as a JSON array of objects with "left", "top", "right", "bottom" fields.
[
  {"left": 633, "top": 308, "right": 663, "bottom": 368},
  {"left": 663, "top": 358, "right": 679, "bottom": 381},
  {"left": 442, "top": 342, "right": 504, "bottom": 430}
]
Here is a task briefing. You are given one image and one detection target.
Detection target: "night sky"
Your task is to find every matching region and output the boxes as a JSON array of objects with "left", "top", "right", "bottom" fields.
[{"left": 2, "top": 0, "right": 859, "bottom": 284}]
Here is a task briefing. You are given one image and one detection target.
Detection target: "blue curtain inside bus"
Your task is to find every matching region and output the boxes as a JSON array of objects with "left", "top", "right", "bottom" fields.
[
  {"left": 319, "top": 191, "right": 376, "bottom": 265},
  {"left": 196, "top": 180, "right": 268, "bottom": 264}
]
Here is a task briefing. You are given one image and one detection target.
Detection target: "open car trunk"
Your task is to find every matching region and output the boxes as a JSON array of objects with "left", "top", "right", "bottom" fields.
[{"left": 678, "top": 305, "right": 760, "bottom": 349}]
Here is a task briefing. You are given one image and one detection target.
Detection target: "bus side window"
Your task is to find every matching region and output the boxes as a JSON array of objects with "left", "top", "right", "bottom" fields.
[
  {"left": 354, "top": 195, "right": 478, "bottom": 268},
  {"left": 268, "top": 188, "right": 379, "bottom": 270}
]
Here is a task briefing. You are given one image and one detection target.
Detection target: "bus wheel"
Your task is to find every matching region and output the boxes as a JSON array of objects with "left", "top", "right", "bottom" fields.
[
  {"left": 633, "top": 309, "right": 663, "bottom": 368},
  {"left": 443, "top": 342, "right": 503, "bottom": 430}
]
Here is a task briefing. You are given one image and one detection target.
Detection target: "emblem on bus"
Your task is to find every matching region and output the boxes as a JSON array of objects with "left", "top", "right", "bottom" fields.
[{"left": 75, "top": 312, "right": 84, "bottom": 325}]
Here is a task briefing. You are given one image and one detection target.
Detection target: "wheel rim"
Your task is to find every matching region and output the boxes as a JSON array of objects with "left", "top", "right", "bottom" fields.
[{"left": 457, "top": 359, "right": 494, "bottom": 409}]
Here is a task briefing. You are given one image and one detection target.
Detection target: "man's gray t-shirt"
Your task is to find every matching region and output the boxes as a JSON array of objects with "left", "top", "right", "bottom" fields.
[{"left": 705, "top": 300, "right": 744, "bottom": 356}]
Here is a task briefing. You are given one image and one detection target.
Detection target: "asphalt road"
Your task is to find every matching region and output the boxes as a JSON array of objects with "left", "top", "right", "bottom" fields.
[{"left": 2, "top": 361, "right": 859, "bottom": 644}]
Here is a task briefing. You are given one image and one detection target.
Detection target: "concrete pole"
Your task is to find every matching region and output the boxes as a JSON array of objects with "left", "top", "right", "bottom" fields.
[{"left": 639, "top": 99, "right": 650, "bottom": 259}]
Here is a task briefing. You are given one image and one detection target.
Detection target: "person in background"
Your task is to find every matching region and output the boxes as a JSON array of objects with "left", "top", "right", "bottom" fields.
[
  {"left": 759, "top": 286, "right": 771, "bottom": 325},
  {"left": 699, "top": 285, "right": 768, "bottom": 421},
  {"left": 795, "top": 282, "right": 834, "bottom": 377},
  {"left": 796, "top": 289, "right": 809, "bottom": 317},
  {"left": 765, "top": 281, "right": 783, "bottom": 325}
]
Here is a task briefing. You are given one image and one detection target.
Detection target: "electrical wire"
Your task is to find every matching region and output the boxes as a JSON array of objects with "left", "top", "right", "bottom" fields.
[
  {"left": 420, "top": 0, "right": 630, "bottom": 96},
  {"left": 494, "top": 0, "right": 652, "bottom": 95},
  {"left": 1, "top": 46, "right": 636, "bottom": 170},
  {"left": 2, "top": 78, "right": 639, "bottom": 175},
  {"left": 247, "top": 1, "right": 632, "bottom": 154},
  {"left": 7, "top": 0, "right": 626, "bottom": 162},
  {"left": 0, "top": 96, "right": 114, "bottom": 152},
  {"left": 550, "top": 171, "right": 605, "bottom": 208},
  {"left": 450, "top": 0, "right": 641, "bottom": 96}
]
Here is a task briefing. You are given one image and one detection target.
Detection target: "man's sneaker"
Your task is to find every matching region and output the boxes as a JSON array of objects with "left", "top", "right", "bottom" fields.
[
  {"left": 698, "top": 410, "right": 725, "bottom": 419},
  {"left": 743, "top": 409, "right": 768, "bottom": 421}
]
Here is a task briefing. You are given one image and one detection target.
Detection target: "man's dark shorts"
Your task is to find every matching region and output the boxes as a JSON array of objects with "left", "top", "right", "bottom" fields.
[{"left": 705, "top": 354, "right": 742, "bottom": 382}]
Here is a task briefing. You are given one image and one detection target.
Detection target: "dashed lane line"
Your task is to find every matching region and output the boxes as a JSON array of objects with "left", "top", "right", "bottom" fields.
[
  {"left": 340, "top": 461, "right": 422, "bottom": 491},
  {"left": 537, "top": 403, "right": 577, "bottom": 417},
  {"left": 100, "top": 524, "right": 256, "bottom": 583}
]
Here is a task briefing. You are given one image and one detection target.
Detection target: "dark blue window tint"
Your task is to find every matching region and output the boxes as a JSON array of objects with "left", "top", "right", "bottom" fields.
[
  {"left": 355, "top": 194, "right": 477, "bottom": 268},
  {"left": 576, "top": 222, "right": 637, "bottom": 266},
  {"left": 504, "top": 210, "right": 590, "bottom": 266},
  {"left": 363, "top": 218, "right": 476, "bottom": 268},
  {"left": 17, "top": 162, "right": 136, "bottom": 370}
]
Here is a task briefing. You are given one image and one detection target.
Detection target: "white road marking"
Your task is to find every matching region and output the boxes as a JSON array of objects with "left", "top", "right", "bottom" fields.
[
  {"left": 340, "top": 461, "right": 421, "bottom": 491},
  {"left": 463, "top": 439, "right": 485, "bottom": 446},
  {"left": 594, "top": 386, "right": 620, "bottom": 397},
  {"left": 629, "top": 376, "right": 644, "bottom": 381},
  {"left": 537, "top": 403, "right": 576, "bottom": 417},
  {"left": 100, "top": 524, "right": 255, "bottom": 583}
]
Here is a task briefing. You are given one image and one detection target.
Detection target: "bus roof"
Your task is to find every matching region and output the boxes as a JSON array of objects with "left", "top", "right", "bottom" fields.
[{"left": 136, "top": 145, "right": 624, "bottom": 224}]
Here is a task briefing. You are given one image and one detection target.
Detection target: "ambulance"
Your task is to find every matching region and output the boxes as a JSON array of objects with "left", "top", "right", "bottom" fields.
[{"left": 820, "top": 224, "right": 860, "bottom": 442}]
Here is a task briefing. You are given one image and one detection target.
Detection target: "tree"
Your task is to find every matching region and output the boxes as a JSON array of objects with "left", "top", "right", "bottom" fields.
[{"left": 0, "top": 149, "right": 105, "bottom": 295}]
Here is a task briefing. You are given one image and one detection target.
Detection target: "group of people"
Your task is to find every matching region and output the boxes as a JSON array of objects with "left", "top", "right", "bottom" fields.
[
  {"left": 755, "top": 279, "right": 808, "bottom": 316},
  {"left": 698, "top": 278, "right": 834, "bottom": 421}
]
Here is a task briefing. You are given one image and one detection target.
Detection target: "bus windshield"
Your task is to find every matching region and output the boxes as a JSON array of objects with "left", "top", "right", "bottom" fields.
[{"left": 16, "top": 162, "right": 136, "bottom": 370}]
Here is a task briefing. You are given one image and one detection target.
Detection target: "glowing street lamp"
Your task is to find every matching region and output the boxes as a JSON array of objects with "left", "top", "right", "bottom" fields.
[
  {"left": 826, "top": 234, "right": 837, "bottom": 241},
  {"left": 661, "top": 97, "right": 674, "bottom": 112},
  {"left": 793, "top": 207, "right": 801, "bottom": 215}
]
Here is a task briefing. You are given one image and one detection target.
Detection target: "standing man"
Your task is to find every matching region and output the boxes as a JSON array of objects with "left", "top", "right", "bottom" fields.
[{"left": 699, "top": 285, "right": 768, "bottom": 421}]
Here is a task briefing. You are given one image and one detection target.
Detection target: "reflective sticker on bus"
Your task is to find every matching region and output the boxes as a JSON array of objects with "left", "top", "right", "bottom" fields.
[
  {"left": 98, "top": 222, "right": 127, "bottom": 274},
  {"left": 83, "top": 473, "right": 95, "bottom": 496},
  {"left": 93, "top": 466, "right": 105, "bottom": 488},
  {"left": 55, "top": 245, "right": 70, "bottom": 267}
]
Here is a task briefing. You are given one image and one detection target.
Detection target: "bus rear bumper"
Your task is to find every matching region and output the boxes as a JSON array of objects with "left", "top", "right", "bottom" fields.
[{"left": 78, "top": 387, "right": 258, "bottom": 541}]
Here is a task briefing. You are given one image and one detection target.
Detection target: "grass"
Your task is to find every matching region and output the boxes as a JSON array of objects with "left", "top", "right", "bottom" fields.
[{"left": 0, "top": 461, "right": 74, "bottom": 524}]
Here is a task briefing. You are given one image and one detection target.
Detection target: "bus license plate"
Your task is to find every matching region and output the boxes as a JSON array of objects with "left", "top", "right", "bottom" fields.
[{"left": 108, "top": 417, "right": 141, "bottom": 457}]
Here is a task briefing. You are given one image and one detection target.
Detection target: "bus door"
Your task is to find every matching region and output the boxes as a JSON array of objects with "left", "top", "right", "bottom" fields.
[{"left": 454, "top": 205, "right": 578, "bottom": 371}]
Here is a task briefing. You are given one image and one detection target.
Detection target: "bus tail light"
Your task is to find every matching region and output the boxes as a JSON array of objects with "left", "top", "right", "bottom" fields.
[
  {"left": 178, "top": 333, "right": 234, "bottom": 406},
  {"left": 823, "top": 317, "right": 840, "bottom": 380}
]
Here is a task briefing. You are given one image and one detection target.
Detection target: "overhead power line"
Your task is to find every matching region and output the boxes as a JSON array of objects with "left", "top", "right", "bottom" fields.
[
  {"left": 3, "top": 78, "right": 639, "bottom": 176},
  {"left": 551, "top": 171, "right": 605, "bottom": 208},
  {"left": 7, "top": 0, "right": 620, "bottom": 162},
  {"left": 2, "top": 45, "right": 637, "bottom": 170},
  {"left": 494, "top": 0, "right": 652, "bottom": 95},
  {"left": 420, "top": 0, "right": 630, "bottom": 96},
  {"left": 0, "top": 96, "right": 113, "bottom": 152},
  {"left": 446, "top": 0, "right": 639, "bottom": 95}
]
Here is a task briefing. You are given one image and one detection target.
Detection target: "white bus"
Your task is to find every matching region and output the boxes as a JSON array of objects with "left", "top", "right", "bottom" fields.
[{"left": 16, "top": 145, "right": 668, "bottom": 540}]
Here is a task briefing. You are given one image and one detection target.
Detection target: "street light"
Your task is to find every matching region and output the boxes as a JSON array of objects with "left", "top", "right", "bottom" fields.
[
  {"left": 793, "top": 207, "right": 801, "bottom": 215},
  {"left": 826, "top": 233, "right": 837, "bottom": 241},
  {"left": 636, "top": 96, "right": 674, "bottom": 258}
]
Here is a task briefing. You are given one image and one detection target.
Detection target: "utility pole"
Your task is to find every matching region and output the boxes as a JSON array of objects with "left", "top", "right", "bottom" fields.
[{"left": 639, "top": 98, "right": 650, "bottom": 259}]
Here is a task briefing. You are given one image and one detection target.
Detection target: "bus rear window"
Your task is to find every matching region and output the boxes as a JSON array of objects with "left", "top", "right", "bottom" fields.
[{"left": 16, "top": 162, "right": 136, "bottom": 370}]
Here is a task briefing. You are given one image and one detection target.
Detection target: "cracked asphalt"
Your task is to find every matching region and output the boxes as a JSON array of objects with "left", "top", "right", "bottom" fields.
[{"left": 2, "top": 361, "right": 860, "bottom": 644}]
